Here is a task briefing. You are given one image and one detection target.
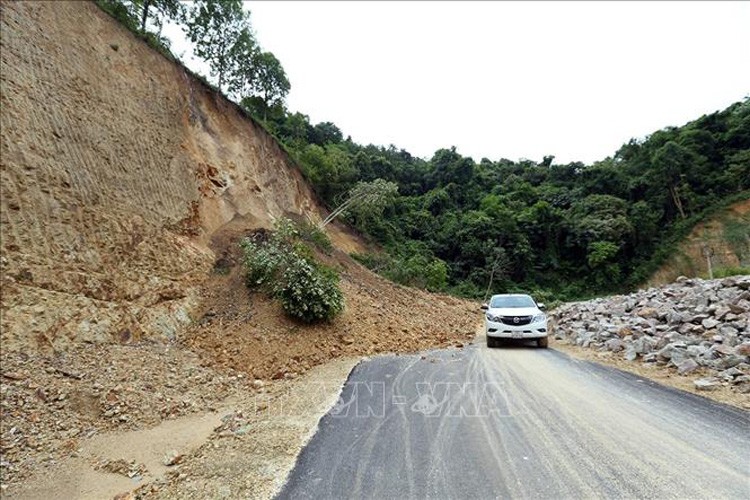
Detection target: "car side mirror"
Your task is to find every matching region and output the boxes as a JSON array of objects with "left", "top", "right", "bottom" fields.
[
  {"left": 480, "top": 304, "right": 488, "bottom": 310},
  {"left": 538, "top": 303, "right": 546, "bottom": 310}
]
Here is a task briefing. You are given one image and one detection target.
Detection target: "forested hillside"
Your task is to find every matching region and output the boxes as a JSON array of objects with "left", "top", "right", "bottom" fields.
[
  {"left": 264, "top": 100, "right": 749, "bottom": 300},
  {"left": 98, "top": 0, "right": 750, "bottom": 301}
]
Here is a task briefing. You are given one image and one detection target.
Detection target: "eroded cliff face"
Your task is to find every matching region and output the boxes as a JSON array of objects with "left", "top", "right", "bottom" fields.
[{"left": 0, "top": 1, "right": 363, "bottom": 349}]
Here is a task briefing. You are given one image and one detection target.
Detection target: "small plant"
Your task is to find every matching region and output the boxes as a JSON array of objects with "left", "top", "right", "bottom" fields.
[
  {"left": 275, "top": 258, "right": 343, "bottom": 322},
  {"left": 241, "top": 218, "right": 344, "bottom": 322}
]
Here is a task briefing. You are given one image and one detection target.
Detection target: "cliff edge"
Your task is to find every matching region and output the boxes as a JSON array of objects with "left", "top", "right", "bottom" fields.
[{"left": 0, "top": 1, "right": 365, "bottom": 350}]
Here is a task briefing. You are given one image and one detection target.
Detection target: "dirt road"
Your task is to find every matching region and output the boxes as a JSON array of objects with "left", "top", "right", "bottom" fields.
[{"left": 279, "top": 337, "right": 750, "bottom": 499}]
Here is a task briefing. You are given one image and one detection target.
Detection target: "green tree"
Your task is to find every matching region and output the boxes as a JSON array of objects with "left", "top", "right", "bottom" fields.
[
  {"left": 587, "top": 241, "right": 620, "bottom": 268},
  {"left": 133, "top": 0, "right": 183, "bottom": 33},
  {"left": 310, "top": 122, "right": 343, "bottom": 146},
  {"left": 251, "top": 51, "right": 290, "bottom": 106},
  {"left": 652, "top": 141, "right": 694, "bottom": 219},
  {"left": 320, "top": 179, "right": 399, "bottom": 227},
  {"left": 233, "top": 50, "right": 290, "bottom": 117},
  {"left": 184, "top": 0, "right": 250, "bottom": 91}
]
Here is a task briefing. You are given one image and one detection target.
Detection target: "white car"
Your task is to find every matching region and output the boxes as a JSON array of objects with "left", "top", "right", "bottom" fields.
[{"left": 482, "top": 294, "right": 548, "bottom": 348}]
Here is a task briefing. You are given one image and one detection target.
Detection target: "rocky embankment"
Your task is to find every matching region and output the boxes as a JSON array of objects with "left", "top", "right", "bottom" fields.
[{"left": 551, "top": 276, "right": 750, "bottom": 395}]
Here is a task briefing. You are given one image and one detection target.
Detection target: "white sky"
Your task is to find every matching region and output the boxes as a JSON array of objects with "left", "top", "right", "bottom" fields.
[{"left": 164, "top": 1, "right": 750, "bottom": 165}]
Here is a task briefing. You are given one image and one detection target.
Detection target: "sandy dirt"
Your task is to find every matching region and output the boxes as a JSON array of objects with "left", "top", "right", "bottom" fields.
[
  {"left": 185, "top": 230, "right": 479, "bottom": 383},
  {"left": 140, "top": 357, "right": 360, "bottom": 499},
  {"left": 4, "top": 409, "right": 230, "bottom": 499}
]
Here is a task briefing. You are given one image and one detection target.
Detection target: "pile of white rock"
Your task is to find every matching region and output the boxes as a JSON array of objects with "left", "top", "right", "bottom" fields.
[{"left": 551, "top": 276, "right": 750, "bottom": 393}]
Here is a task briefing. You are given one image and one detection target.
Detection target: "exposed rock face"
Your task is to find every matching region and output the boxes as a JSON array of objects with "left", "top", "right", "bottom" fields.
[
  {"left": 0, "top": 2, "right": 364, "bottom": 350},
  {"left": 551, "top": 276, "right": 750, "bottom": 394}
]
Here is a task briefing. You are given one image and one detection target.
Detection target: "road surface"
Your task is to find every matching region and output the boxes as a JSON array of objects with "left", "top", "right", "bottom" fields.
[{"left": 278, "top": 338, "right": 750, "bottom": 499}]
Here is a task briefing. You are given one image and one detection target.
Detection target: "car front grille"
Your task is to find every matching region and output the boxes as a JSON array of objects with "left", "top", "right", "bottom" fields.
[{"left": 499, "top": 316, "right": 532, "bottom": 326}]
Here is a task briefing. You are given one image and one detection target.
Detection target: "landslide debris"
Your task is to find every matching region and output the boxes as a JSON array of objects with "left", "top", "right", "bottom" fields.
[
  {"left": 184, "top": 238, "right": 479, "bottom": 383},
  {"left": 551, "top": 275, "right": 750, "bottom": 406},
  {"left": 0, "top": 242, "right": 480, "bottom": 493},
  {"left": 0, "top": 343, "right": 251, "bottom": 487}
]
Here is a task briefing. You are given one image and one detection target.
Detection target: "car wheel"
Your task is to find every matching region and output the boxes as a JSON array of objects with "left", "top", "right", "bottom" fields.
[
  {"left": 537, "top": 336, "right": 549, "bottom": 348},
  {"left": 486, "top": 337, "right": 495, "bottom": 348}
]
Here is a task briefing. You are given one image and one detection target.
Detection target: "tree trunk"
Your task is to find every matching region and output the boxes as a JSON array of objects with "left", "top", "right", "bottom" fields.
[
  {"left": 484, "top": 264, "right": 496, "bottom": 303},
  {"left": 140, "top": 0, "right": 151, "bottom": 33},
  {"left": 702, "top": 245, "right": 714, "bottom": 280},
  {"left": 670, "top": 185, "right": 686, "bottom": 219}
]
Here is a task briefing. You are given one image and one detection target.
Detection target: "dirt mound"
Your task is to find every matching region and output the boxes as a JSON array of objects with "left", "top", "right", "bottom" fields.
[{"left": 187, "top": 240, "right": 478, "bottom": 381}]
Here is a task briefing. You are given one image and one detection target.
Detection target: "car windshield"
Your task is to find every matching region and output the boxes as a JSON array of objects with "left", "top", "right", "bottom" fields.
[{"left": 490, "top": 295, "right": 535, "bottom": 308}]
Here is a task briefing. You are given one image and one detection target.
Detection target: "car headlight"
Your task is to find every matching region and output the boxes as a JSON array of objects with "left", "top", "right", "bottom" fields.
[
  {"left": 486, "top": 313, "right": 501, "bottom": 322},
  {"left": 532, "top": 314, "right": 547, "bottom": 323}
]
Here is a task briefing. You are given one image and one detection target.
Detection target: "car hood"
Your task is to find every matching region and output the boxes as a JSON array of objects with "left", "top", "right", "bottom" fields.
[{"left": 487, "top": 307, "right": 541, "bottom": 317}]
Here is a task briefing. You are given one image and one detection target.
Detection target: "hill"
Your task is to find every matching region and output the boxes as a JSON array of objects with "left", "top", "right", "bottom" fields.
[
  {"left": 0, "top": 2, "right": 478, "bottom": 489},
  {"left": 0, "top": 1, "right": 476, "bottom": 353},
  {"left": 260, "top": 97, "right": 750, "bottom": 300}
]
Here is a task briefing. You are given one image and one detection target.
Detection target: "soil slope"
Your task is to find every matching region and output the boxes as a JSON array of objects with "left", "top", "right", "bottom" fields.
[
  {"left": 0, "top": 1, "right": 366, "bottom": 351},
  {"left": 648, "top": 198, "right": 750, "bottom": 286}
]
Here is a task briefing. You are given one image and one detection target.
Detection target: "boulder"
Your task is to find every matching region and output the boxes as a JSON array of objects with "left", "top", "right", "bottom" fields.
[
  {"left": 735, "top": 343, "right": 750, "bottom": 356},
  {"left": 710, "top": 354, "right": 745, "bottom": 371},
  {"left": 728, "top": 303, "right": 747, "bottom": 315},
  {"left": 624, "top": 346, "right": 638, "bottom": 362},
  {"left": 718, "top": 367, "right": 744, "bottom": 381},
  {"left": 676, "top": 359, "right": 699, "bottom": 375},
  {"left": 687, "top": 345, "right": 708, "bottom": 358},
  {"left": 693, "top": 377, "right": 721, "bottom": 391},
  {"left": 701, "top": 318, "right": 720, "bottom": 330},
  {"left": 632, "top": 337, "right": 655, "bottom": 355},
  {"left": 713, "top": 305, "right": 731, "bottom": 320},
  {"left": 605, "top": 338, "right": 625, "bottom": 352},
  {"left": 642, "top": 352, "right": 658, "bottom": 363},
  {"left": 637, "top": 307, "right": 658, "bottom": 319}
]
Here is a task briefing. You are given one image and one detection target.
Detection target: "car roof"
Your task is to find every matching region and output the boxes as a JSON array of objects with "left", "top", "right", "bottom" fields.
[{"left": 491, "top": 294, "right": 532, "bottom": 298}]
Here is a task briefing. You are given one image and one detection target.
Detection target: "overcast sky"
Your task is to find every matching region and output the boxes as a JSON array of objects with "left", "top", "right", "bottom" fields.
[{"left": 164, "top": 1, "right": 750, "bottom": 165}]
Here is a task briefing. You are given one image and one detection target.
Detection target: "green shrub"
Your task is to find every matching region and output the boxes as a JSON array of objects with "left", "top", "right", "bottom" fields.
[
  {"left": 241, "top": 219, "right": 344, "bottom": 323},
  {"left": 351, "top": 250, "right": 448, "bottom": 292},
  {"left": 275, "top": 259, "right": 344, "bottom": 322},
  {"left": 241, "top": 237, "right": 286, "bottom": 287}
]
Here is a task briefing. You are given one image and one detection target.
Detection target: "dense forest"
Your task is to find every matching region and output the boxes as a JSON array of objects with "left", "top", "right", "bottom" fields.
[
  {"left": 263, "top": 100, "right": 750, "bottom": 300},
  {"left": 99, "top": 0, "right": 750, "bottom": 301}
]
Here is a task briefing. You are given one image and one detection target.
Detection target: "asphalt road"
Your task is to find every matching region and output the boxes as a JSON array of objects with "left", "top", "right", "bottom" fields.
[{"left": 278, "top": 337, "right": 750, "bottom": 499}]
